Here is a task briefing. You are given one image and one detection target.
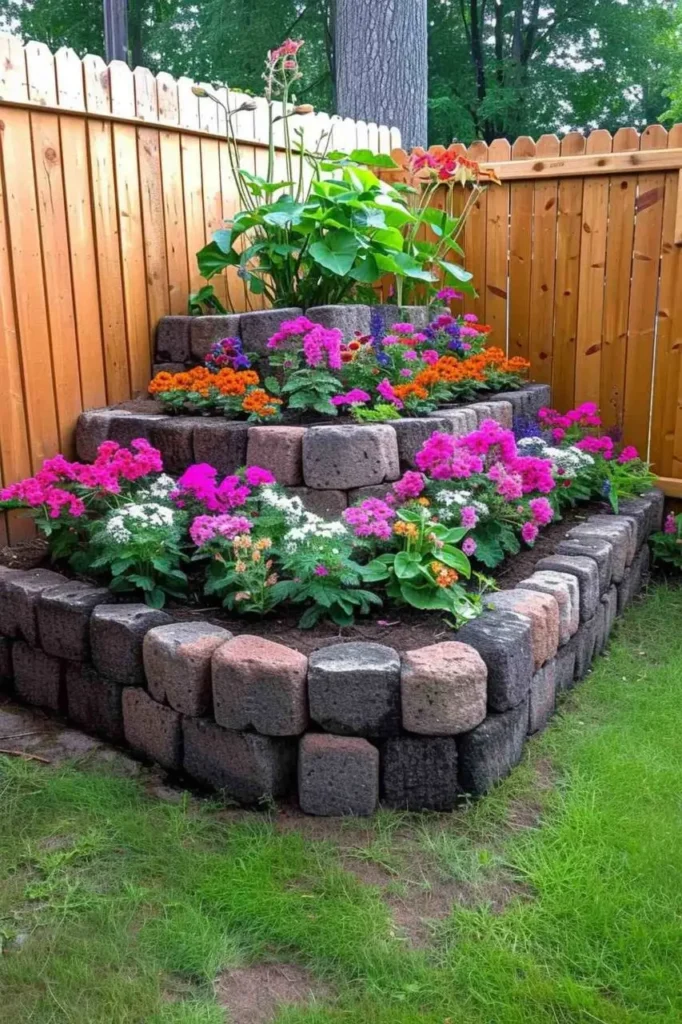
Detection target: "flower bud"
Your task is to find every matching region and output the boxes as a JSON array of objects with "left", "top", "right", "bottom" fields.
[{"left": 191, "top": 85, "right": 209, "bottom": 98}]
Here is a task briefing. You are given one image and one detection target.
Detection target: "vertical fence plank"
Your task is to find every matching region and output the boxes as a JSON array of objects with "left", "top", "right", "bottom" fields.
[
  {"left": 157, "top": 71, "right": 189, "bottom": 316},
  {"left": 463, "top": 141, "right": 488, "bottom": 321},
  {"left": 216, "top": 88, "right": 245, "bottom": 314},
  {"left": 198, "top": 82, "right": 228, "bottom": 309},
  {"left": 623, "top": 125, "right": 668, "bottom": 456},
  {"left": 484, "top": 138, "right": 510, "bottom": 345},
  {"left": 109, "top": 60, "right": 150, "bottom": 397},
  {"left": 528, "top": 135, "right": 560, "bottom": 381},
  {"left": 600, "top": 127, "right": 638, "bottom": 433},
  {"left": 83, "top": 53, "right": 130, "bottom": 402},
  {"left": 54, "top": 47, "right": 106, "bottom": 412},
  {"left": 574, "top": 129, "right": 612, "bottom": 407},
  {"left": 508, "top": 137, "right": 535, "bottom": 361},
  {"left": 177, "top": 77, "right": 205, "bottom": 298},
  {"left": 25, "top": 41, "right": 82, "bottom": 454},
  {"left": 552, "top": 132, "right": 585, "bottom": 413}
]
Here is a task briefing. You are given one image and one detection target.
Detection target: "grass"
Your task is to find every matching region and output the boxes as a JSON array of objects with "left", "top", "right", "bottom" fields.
[{"left": 1, "top": 582, "right": 682, "bottom": 1023}]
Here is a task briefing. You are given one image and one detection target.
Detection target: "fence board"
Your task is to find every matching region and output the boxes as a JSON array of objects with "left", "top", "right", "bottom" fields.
[
  {"left": 484, "top": 138, "right": 510, "bottom": 342},
  {"left": 529, "top": 135, "right": 560, "bottom": 382},
  {"left": 551, "top": 132, "right": 585, "bottom": 412},
  {"left": 157, "top": 72, "right": 189, "bottom": 316},
  {"left": 508, "top": 137, "right": 535, "bottom": 361},
  {"left": 464, "top": 141, "right": 488, "bottom": 322}
]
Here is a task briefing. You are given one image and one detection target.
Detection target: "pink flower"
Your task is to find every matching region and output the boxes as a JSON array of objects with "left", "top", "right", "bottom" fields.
[
  {"left": 399, "top": 368, "right": 412, "bottom": 377},
  {"left": 403, "top": 349, "right": 418, "bottom": 361},
  {"left": 245, "top": 466, "right": 276, "bottom": 486},
  {"left": 314, "top": 565, "right": 329, "bottom": 576},
  {"left": 393, "top": 322, "right": 414, "bottom": 333},
  {"left": 552, "top": 428, "right": 566, "bottom": 443},
  {"left": 422, "top": 349, "right": 439, "bottom": 365},
  {"left": 393, "top": 471, "right": 425, "bottom": 502},
  {"left": 415, "top": 432, "right": 483, "bottom": 480},
  {"left": 463, "top": 313, "right": 478, "bottom": 323},
  {"left": 343, "top": 498, "right": 395, "bottom": 540},
  {"left": 189, "top": 514, "right": 253, "bottom": 547},
  {"left": 460, "top": 505, "right": 478, "bottom": 529},
  {"left": 529, "top": 497, "right": 554, "bottom": 526},
  {"left": 577, "top": 436, "right": 614, "bottom": 460},
  {"left": 266, "top": 315, "right": 316, "bottom": 349},
  {"left": 459, "top": 326, "right": 480, "bottom": 337},
  {"left": 377, "top": 378, "right": 404, "bottom": 408},
  {"left": 330, "top": 389, "right": 371, "bottom": 407},
  {"left": 617, "top": 445, "right": 639, "bottom": 464},
  {"left": 664, "top": 512, "right": 677, "bottom": 535},
  {"left": 462, "top": 537, "right": 477, "bottom": 556},
  {"left": 436, "top": 287, "right": 463, "bottom": 302},
  {"left": 521, "top": 521, "right": 539, "bottom": 545}
]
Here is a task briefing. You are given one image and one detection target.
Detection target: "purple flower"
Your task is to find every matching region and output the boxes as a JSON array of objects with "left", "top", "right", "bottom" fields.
[
  {"left": 664, "top": 512, "right": 677, "bottom": 535},
  {"left": 436, "top": 287, "right": 463, "bottom": 302},
  {"left": 314, "top": 565, "right": 329, "bottom": 576},
  {"left": 521, "top": 521, "right": 539, "bottom": 545},
  {"left": 462, "top": 536, "right": 477, "bottom": 556},
  {"left": 245, "top": 466, "right": 276, "bottom": 486},
  {"left": 460, "top": 505, "right": 478, "bottom": 529},
  {"left": 330, "top": 388, "right": 371, "bottom": 407}
]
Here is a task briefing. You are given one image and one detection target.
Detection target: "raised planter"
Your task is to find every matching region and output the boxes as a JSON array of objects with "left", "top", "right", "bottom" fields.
[{"left": 0, "top": 491, "right": 663, "bottom": 816}]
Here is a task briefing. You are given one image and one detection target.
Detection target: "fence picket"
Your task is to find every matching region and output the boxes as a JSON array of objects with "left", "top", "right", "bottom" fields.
[
  {"left": 157, "top": 72, "right": 189, "bottom": 316},
  {"left": 463, "top": 141, "right": 488, "bottom": 322},
  {"left": 551, "top": 132, "right": 585, "bottom": 412},
  {"left": 529, "top": 135, "right": 560, "bottom": 382},
  {"left": 484, "top": 138, "right": 510, "bottom": 345},
  {"left": 508, "top": 137, "right": 535, "bottom": 361}
]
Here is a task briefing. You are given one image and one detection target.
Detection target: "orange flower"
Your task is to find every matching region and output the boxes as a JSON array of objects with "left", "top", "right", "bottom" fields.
[
  {"left": 242, "top": 389, "right": 282, "bottom": 417},
  {"left": 148, "top": 365, "right": 263, "bottom": 399}
]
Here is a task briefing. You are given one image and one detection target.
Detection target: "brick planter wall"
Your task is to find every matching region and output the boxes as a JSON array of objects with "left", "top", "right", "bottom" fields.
[{"left": 0, "top": 491, "right": 663, "bottom": 816}]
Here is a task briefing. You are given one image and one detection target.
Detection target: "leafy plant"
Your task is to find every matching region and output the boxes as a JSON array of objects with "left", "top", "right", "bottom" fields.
[{"left": 650, "top": 512, "right": 682, "bottom": 570}]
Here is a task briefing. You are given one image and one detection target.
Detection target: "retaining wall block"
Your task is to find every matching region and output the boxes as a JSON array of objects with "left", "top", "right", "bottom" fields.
[
  {"left": 143, "top": 622, "right": 232, "bottom": 717},
  {"left": 0, "top": 568, "right": 66, "bottom": 644},
  {"left": 556, "top": 537, "right": 613, "bottom": 594},
  {"left": 457, "top": 698, "right": 529, "bottom": 796},
  {"left": 246, "top": 426, "right": 305, "bottom": 486},
  {"left": 604, "top": 584, "right": 618, "bottom": 638},
  {"left": 588, "top": 514, "right": 637, "bottom": 565},
  {"left": 456, "top": 610, "right": 534, "bottom": 712},
  {"left": 429, "top": 407, "right": 478, "bottom": 433},
  {"left": 618, "top": 495, "right": 657, "bottom": 546},
  {"left": 153, "top": 361, "right": 188, "bottom": 376},
  {"left": 486, "top": 590, "right": 559, "bottom": 669},
  {"left": 555, "top": 643, "right": 577, "bottom": 693},
  {"left": 156, "top": 315, "right": 192, "bottom": 362},
  {"left": 563, "top": 615, "right": 599, "bottom": 682},
  {"left": 12, "top": 641, "right": 64, "bottom": 712},
  {"left": 401, "top": 641, "right": 487, "bottom": 735},
  {"left": 91, "top": 605, "right": 172, "bottom": 685},
  {"left": 381, "top": 736, "right": 459, "bottom": 811},
  {"left": 150, "top": 419, "right": 195, "bottom": 475},
  {"left": 528, "top": 659, "right": 557, "bottom": 734},
  {"left": 347, "top": 483, "right": 394, "bottom": 504},
  {"left": 374, "top": 304, "right": 431, "bottom": 331},
  {"left": 76, "top": 410, "right": 117, "bottom": 462},
  {"left": 566, "top": 520, "right": 631, "bottom": 582},
  {"left": 65, "top": 663, "right": 124, "bottom": 742},
  {"left": 641, "top": 488, "right": 664, "bottom": 533},
  {"left": 302, "top": 424, "right": 400, "bottom": 490},
  {"left": 308, "top": 641, "right": 401, "bottom": 737},
  {"left": 515, "top": 571, "right": 579, "bottom": 645},
  {"left": 391, "top": 417, "right": 454, "bottom": 468},
  {"left": 298, "top": 734, "right": 379, "bottom": 816},
  {"left": 192, "top": 420, "right": 250, "bottom": 476},
  {"left": 520, "top": 383, "right": 552, "bottom": 419},
  {"left": 0, "top": 636, "right": 12, "bottom": 684},
  {"left": 122, "top": 687, "right": 183, "bottom": 771},
  {"left": 306, "top": 304, "right": 371, "bottom": 337},
  {"left": 189, "top": 314, "right": 241, "bottom": 361},
  {"left": 37, "top": 581, "right": 110, "bottom": 662},
  {"left": 594, "top": 598, "right": 609, "bottom": 657},
  {"left": 212, "top": 635, "right": 309, "bottom": 736},
  {"left": 183, "top": 717, "right": 296, "bottom": 803},
  {"left": 284, "top": 487, "right": 347, "bottom": 519},
  {"left": 239, "top": 308, "right": 303, "bottom": 355},
  {"left": 534, "top": 554, "right": 599, "bottom": 622},
  {"left": 617, "top": 543, "right": 649, "bottom": 613},
  {"left": 108, "top": 412, "right": 163, "bottom": 448}
]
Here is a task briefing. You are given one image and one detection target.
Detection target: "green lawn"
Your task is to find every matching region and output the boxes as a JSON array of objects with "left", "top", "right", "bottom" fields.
[{"left": 1, "top": 583, "right": 682, "bottom": 1024}]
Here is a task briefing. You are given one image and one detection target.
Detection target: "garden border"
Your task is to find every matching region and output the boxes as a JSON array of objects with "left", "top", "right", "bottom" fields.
[{"left": 0, "top": 490, "right": 663, "bottom": 816}]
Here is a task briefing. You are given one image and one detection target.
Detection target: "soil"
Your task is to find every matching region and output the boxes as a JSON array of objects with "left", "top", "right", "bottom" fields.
[{"left": 215, "top": 964, "right": 334, "bottom": 1023}]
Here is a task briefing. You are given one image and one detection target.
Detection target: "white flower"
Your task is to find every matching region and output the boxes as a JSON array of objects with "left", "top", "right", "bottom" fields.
[
  {"left": 434, "top": 489, "right": 472, "bottom": 507},
  {"left": 104, "top": 502, "right": 176, "bottom": 543},
  {"left": 106, "top": 515, "right": 132, "bottom": 543},
  {"left": 136, "top": 474, "right": 176, "bottom": 500},
  {"left": 283, "top": 519, "right": 347, "bottom": 554}
]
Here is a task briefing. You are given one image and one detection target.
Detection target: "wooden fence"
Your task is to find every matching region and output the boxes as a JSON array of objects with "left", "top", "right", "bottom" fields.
[{"left": 0, "top": 36, "right": 399, "bottom": 543}]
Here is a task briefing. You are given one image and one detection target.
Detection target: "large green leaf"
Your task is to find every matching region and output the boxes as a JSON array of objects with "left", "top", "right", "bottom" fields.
[
  {"left": 348, "top": 254, "right": 380, "bottom": 283},
  {"left": 326, "top": 148, "right": 399, "bottom": 169},
  {"left": 399, "top": 583, "right": 452, "bottom": 611},
  {"left": 197, "top": 240, "right": 239, "bottom": 279},
  {"left": 262, "top": 197, "right": 306, "bottom": 228},
  {"left": 437, "top": 547, "right": 471, "bottom": 577},
  {"left": 351, "top": 207, "right": 387, "bottom": 229},
  {"left": 393, "top": 550, "right": 423, "bottom": 580},
  {"left": 437, "top": 259, "right": 474, "bottom": 283},
  {"left": 393, "top": 252, "right": 438, "bottom": 282},
  {"left": 309, "top": 229, "right": 359, "bottom": 276}
]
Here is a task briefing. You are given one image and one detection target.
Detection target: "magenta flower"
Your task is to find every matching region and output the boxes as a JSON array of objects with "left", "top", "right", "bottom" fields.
[
  {"left": 245, "top": 466, "right": 276, "bottom": 486},
  {"left": 617, "top": 445, "right": 639, "bottom": 464},
  {"left": 529, "top": 496, "right": 554, "bottom": 526},
  {"left": 664, "top": 512, "right": 677, "bottom": 535},
  {"left": 462, "top": 536, "right": 477, "bottom": 556},
  {"left": 463, "top": 313, "right": 478, "bottom": 323},
  {"left": 314, "top": 565, "right": 329, "bottom": 576},
  {"left": 460, "top": 505, "right": 478, "bottom": 529},
  {"left": 393, "top": 322, "right": 414, "bottom": 333},
  {"left": 330, "top": 388, "right": 371, "bottom": 407},
  {"left": 422, "top": 349, "right": 439, "bottom": 365},
  {"left": 343, "top": 498, "right": 396, "bottom": 540},
  {"left": 393, "top": 471, "right": 425, "bottom": 502},
  {"left": 189, "top": 514, "right": 253, "bottom": 547},
  {"left": 377, "top": 378, "right": 404, "bottom": 408},
  {"left": 521, "top": 521, "right": 539, "bottom": 545},
  {"left": 436, "top": 287, "right": 463, "bottom": 302}
]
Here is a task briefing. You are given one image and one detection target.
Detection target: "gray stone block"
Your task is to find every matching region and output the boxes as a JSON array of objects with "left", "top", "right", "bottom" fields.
[
  {"left": 485, "top": 589, "right": 559, "bottom": 669},
  {"left": 515, "top": 571, "right": 579, "bottom": 645},
  {"left": 150, "top": 419, "right": 195, "bottom": 475},
  {"left": 594, "top": 599, "right": 608, "bottom": 657},
  {"left": 306, "top": 304, "right": 371, "bottom": 338},
  {"left": 156, "top": 315, "right": 192, "bottom": 362},
  {"left": 564, "top": 615, "right": 599, "bottom": 682},
  {"left": 556, "top": 537, "right": 613, "bottom": 594},
  {"left": 302, "top": 424, "right": 400, "bottom": 490},
  {"left": 347, "top": 483, "right": 394, "bottom": 504},
  {"left": 617, "top": 544, "right": 649, "bottom": 613},
  {"left": 144, "top": 622, "right": 232, "bottom": 716},
  {"left": 555, "top": 643, "right": 577, "bottom": 693},
  {"left": 239, "top": 308, "right": 303, "bottom": 356},
  {"left": 247, "top": 426, "right": 305, "bottom": 486},
  {"left": 284, "top": 487, "right": 347, "bottom": 519},
  {"left": 640, "top": 488, "right": 664, "bottom": 533},
  {"left": 528, "top": 660, "right": 556, "bottom": 734},
  {"left": 382, "top": 736, "right": 459, "bottom": 811},
  {"left": 298, "top": 734, "right": 379, "bottom": 816},
  {"left": 401, "top": 641, "right": 487, "bottom": 735},
  {"left": 0, "top": 636, "right": 12, "bottom": 682},
  {"left": 183, "top": 717, "right": 296, "bottom": 802},
  {"left": 456, "top": 610, "right": 533, "bottom": 712},
  {"left": 122, "top": 687, "right": 183, "bottom": 771},
  {"left": 457, "top": 699, "right": 529, "bottom": 796},
  {"left": 586, "top": 514, "right": 637, "bottom": 565},
  {"left": 0, "top": 568, "right": 66, "bottom": 644},
  {"left": 391, "top": 417, "right": 454, "bottom": 468},
  {"left": 37, "top": 581, "right": 110, "bottom": 662},
  {"left": 308, "top": 642, "right": 401, "bottom": 737},
  {"left": 521, "top": 383, "right": 552, "bottom": 419},
  {"left": 12, "top": 641, "right": 63, "bottom": 712},
  {"left": 91, "top": 605, "right": 172, "bottom": 685},
  {"left": 108, "top": 412, "right": 164, "bottom": 449},
  {"left": 76, "top": 409, "right": 116, "bottom": 462},
  {"left": 534, "top": 555, "right": 600, "bottom": 622},
  {"left": 566, "top": 520, "right": 630, "bottom": 582},
  {"left": 374, "top": 304, "right": 430, "bottom": 331},
  {"left": 189, "top": 314, "right": 241, "bottom": 361},
  {"left": 65, "top": 663, "right": 124, "bottom": 742},
  {"left": 192, "top": 420, "right": 250, "bottom": 476},
  {"left": 428, "top": 407, "right": 478, "bottom": 433},
  {"left": 603, "top": 584, "right": 618, "bottom": 639},
  {"left": 615, "top": 498, "right": 651, "bottom": 550}
]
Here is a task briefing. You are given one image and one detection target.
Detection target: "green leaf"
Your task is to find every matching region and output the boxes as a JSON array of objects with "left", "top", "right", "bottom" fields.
[
  {"left": 392, "top": 252, "right": 439, "bottom": 282},
  {"left": 147, "top": 587, "right": 167, "bottom": 609},
  {"left": 347, "top": 148, "right": 399, "bottom": 169},
  {"left": 263, "top": 376, "right": 281, "bottom": 395},
  {"left": 399, "top": 583, "right": 452, "bottom": 611},
  {"left": 362, "top": 559, "right": 391, "bottom": 582},
  {"left": 212, "top": 228, "right": 233, "bottom": 253},
  {"left": 348, "top": 254, "right": 380, "bottom": 283},
  {"left": 309, "top": 229, "right": 359, "bottom": 276},
  {"left": 351, "top": 207, "right": 387, "bottom": 229},
  {"left": 299, "top": 605, "right": 322, "bottom": 629},
  {"left": 197, "top": 240, "right": 239, "bottom": 280},
  {"left": 437, "top": 259, "right": 473, "bottom": 283},
  {"left": 437, "top": 547, "right": 471, "bottom": 577},
  {"left": 393, "top": 550, "right": 423, "bottom": 580}
]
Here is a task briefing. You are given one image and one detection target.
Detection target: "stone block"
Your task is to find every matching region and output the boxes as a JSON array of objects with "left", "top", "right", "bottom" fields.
[
  {"left": 298, "top": 734, "right": 379, "bottom": 816},
  {"left": 603, "top": 584, "right": 618, "bottom": 639},
  {"left": 308, "top": 642, "right": 400, "bottom": 736},
  {"left": 381, "top": 736, "right": 459, "bottom": 811},
  {"left": 391, "top": 417, "right": 453, "bottom": 468},
  {"left": 480, "top": 401, "right": 513, "bottom": 429},
  {"left": 150, "top": 419, "right": 195, "bottom": 475},
  {"left": 12, "top": 641, "right": 63, "bottom": 712},
  {"left": 91, "top": 604, "right": 172, "bottom": 685},
  {"left": 617, "top": 544, "right": 649, "bottom": 613},
  {"left": 594, "top": 598, "right": 608, "bottom": 657},
  {"left": 108, "top": 412, "right": 163, "bottom": 448},
  {"left": 534, "top": 554, "right": 600, "bottom": 622},
  {"left": 515, "top": 571, "right": 579, "bottom": 645},
  {"left": 122, "top": 688, "right": 183, "bottom": 771},
  {"left": 556, "top": 537, "right": 613, "bottom": 593},
  {"left": 65, "top": 663, "right": 124, "bottom": 742},
  {"left": 375, "top": 304, "right": 430, "bottom": 331},
  {"left": 0, "top": 636, "right": 12, "bottom": 682},
  {"left": 183, "top": 717, "right": 296, "bottom": 802},
  {"left": 456, "top": 610, "right": 533, "bottom": 712},
  {"left": 587, "top": 514, "right": 637, "bottom": 565},
  {"left": 0, "top": 568, "right": 66, "bottom": 644},
  {"left": 284, "top": 487, "right": 347, "bottom": 519},
  {"left": 153, "top": 361, "right": 187, "bottom": 377},
  {"left": 246, "top": 426, "right": 305, "bottom": 486},
  {"left": 193, "top": 420, "right": 250, "bottom": 476},
  {"left": 144, "top": 622, "right": 232, "bottom": 716},
  {"left": 401, "top": 641, "right": 487, "bottom": 735},
  {"left": 566, "top": 520, "right": 630, "bottom": 582},
  {"left": 239, "top": 308, "right": 303, "bottom": 356},
  {"left": 485, "top": 590, "right": 559, "bottom": 669},
  {"left": 189, "top": 314, "right": 241, "bottom": 361},
  {"left": 555, "top": 643, "right": 577, "bottom": 693},
  {"left": 615, "top": 498, "right": 651, "bottom": 550},
  {"left": 522, "top": 383, "right": 552, "bottom": 419},
  {"left": 564, "top": 615, "right": 599, "bottom": 682},
  {"left": 302, "top": 424, "right": 399, "bottom": 490},
  {"left": 347, "top": 483, "right": 394, "bottom": 504},
  {"left": 76, "top": 409, "right": 116, "bottom": 462},
  {"left": 528, "top": 660, "right": 556, "bottom": 734},
  {"left": 429, "top": 407, "right": 478, "bottom": 434},
  {"left": 37, "top": 581, "right": 110, "bottom": 662},
  {"left": 212, "top": 635, "right": 308, "bottom": 736},
  {"left": 457, "top": 699, "right": 529, "bottom": 796},
  {"left": 156, "top": 315, "right": 192, "bottom": 362},
  {"left": 468, "top": 402, "right": 497, "bottom": 426},
  {"left": 306, "top": 304, "right": 371, "bottom": 338},
  {"left": 640, "top": 488, "right": 664, "bottom": 533}
]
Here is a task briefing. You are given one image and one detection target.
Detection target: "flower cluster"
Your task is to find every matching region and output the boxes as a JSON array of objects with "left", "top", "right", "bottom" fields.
[
  {"left": 148, "top": 365, "right": 280, "bottom": 421},
  {"left": 205, "top": 336, "right": 251, "bottom": 372},
  {"left": 343, "top": 498, "right": 396, "bottom": 540}
]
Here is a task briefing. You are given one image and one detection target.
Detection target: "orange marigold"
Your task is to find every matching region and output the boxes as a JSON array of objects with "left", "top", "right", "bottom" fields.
[{"left": 242, "top": 389, "right": 282, "bottom": 416}]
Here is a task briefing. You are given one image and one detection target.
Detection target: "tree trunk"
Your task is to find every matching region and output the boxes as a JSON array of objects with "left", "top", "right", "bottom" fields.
[{"left": 334, "top": 0, "right": 427, "bottom": 150}]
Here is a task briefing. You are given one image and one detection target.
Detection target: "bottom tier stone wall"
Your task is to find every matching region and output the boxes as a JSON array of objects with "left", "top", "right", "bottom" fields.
[{"left": 0, "top": 491, "right": 663, "bottom": 816}]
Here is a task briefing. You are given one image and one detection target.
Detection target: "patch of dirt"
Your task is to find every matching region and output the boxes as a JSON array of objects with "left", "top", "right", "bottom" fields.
[
  {"left": 216, "top": 963, "right": 333, "bottom": 1024},
  {"left": 0, "top": 538, "right": 49, "bottom": 570}
]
